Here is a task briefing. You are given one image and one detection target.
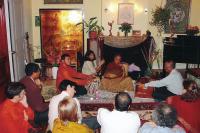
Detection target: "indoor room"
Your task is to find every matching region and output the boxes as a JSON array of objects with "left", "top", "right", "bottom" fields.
[{"left": 0, "top": 0, "right": 200, "bottom": 132}]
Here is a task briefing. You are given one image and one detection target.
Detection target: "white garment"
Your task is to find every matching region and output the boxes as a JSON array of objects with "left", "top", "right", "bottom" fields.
[
  {"left": 48, "top": 91, "right": 82, "bottom": 131},
  {"left": 97, "top": 108, "right": 141, "bottom": 133},
  {"left": 145, "top": 69, "right": 183, "bottom": 95},
  {"left": 82, "top": 60, "right": 97, "bottom": 75}
]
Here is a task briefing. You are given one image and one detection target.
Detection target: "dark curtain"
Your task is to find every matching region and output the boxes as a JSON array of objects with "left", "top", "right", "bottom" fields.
[{"left": 102, "top": 38, "right": 153, "bottom": 72}]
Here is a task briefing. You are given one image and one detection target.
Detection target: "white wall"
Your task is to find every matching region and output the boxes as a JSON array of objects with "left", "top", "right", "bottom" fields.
[
  {"left": 30, "top": 0, "right": 200, "bottom": 69},
  {"left": 23, "top": 0, "right": 33, "bottom": 43}
]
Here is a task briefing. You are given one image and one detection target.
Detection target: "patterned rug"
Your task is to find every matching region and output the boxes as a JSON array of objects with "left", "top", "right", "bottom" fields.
[{"left": 42, "top": 79, "right": 158, "bottom": 122}]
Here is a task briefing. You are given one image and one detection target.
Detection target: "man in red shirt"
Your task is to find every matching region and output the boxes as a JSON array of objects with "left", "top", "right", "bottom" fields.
[
  {"left": 56, "top": 54, "right": 93, "bottom": 96},
  {"left": 0, "top": 82, "right": 34, "bottom": 133}
]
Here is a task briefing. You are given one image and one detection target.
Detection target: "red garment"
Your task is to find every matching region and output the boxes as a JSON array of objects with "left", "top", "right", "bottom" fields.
[
  {"left": 105, "top": 62, "right": 123, "bottom": 76},
  {"left": 20, "top": 76, "right": 49, "bottom": 112},
  {"left": 56, "top": 63, "right": 90, "bottom": 89},
  {"left": 167, "top": 96, "right": 200, "bottom": 132},
  {"left": 0, "top": 99, "right": 34, "bottom": 133}
]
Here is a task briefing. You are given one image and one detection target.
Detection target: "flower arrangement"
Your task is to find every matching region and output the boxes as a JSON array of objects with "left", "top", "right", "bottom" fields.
[
  {"left": 186, "top": 25, "right": 199, "bottom": 36},
  {"left": 118, "top": 23, "right": 132, "bottom": 37}
]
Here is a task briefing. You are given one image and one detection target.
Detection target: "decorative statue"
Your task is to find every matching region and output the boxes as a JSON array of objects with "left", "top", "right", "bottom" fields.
[{"left": 108, "top": 20, "right": 114, "bottom": 36}]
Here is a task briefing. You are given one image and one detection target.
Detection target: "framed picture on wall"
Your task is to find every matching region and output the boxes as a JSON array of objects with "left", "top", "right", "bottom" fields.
[
  {"left": 44, "top": 0, "right": 83, "bottom": 4},
  {"left": 165, "top": 0, "right": 191, "bottom": 33},
  {"left": 40, "top": 9, "right": 84, "bottom": 67},
  {"left": 118, "top": 3, "right": 134, "bottom": 25}
]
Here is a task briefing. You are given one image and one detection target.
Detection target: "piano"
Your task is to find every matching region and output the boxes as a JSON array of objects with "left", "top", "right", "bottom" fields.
[{"left": 163, "top": 35, "right": 200, "bottom": 68}]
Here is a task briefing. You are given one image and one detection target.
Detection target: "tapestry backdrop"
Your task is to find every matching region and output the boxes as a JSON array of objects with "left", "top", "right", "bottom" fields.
[
  {"left": 40, "top": 9, "right": 83, "bottom": 65},
  {"left": 165, "top": 0, "right": 191, "bottom": 33}
]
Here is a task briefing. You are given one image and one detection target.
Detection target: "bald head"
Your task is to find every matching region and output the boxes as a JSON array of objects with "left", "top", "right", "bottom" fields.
[{"left": 115, "top": 92, "right": 132, "bottom": 111}]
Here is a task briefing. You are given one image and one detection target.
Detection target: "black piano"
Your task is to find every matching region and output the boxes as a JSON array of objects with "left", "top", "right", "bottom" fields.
[{"left": 163, "top": 35, "right": 200, "bottom": 69}]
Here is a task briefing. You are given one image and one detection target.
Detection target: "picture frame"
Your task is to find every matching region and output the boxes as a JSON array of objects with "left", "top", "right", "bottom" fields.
[
  {"left": 35, "top": 16, "right": 40, "bottom": 27},
  {"left": 44, "top": 0, "right": 83, "bottom": 4},
  {"left": 118, "top": 3, "right": 134, "bottom": 25},
  {"left": 165, "top": 0, "right": 191, "bottom": 33}
]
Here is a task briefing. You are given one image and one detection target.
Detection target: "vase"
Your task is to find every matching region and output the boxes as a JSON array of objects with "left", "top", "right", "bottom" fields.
[{"left": 52, "top": 67, "right": 58, "bottom": 79}]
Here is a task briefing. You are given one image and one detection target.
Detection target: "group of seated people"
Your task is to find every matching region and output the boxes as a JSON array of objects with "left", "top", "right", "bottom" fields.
[
  {"left": 0, "top": 79, "right": 199, "bottom": 133},
  {"left": 0, "top": 51, "right": 200, "bottom": 133}
]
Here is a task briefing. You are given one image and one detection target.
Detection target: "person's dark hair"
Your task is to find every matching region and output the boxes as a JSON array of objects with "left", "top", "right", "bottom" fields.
[
  {"left": 59, "top": 80, "right": 76, "bottom": 92},
  {"left": 84, "top": 50, "right": 96, "bottom": 61},
  {"left": 58, "top": 98, "right": 78, "bottom": 123},
  {"left": 115, "top": 92, "right": 132, "bottom": 111},
  {"left": 61, "top": 54, "right": 70, "bottom": 60},
  {"left": 152, "top": 103, "right": 177, "bottom": 128},
  {"left": 6, "top": 82, "right": 25, "bottom": 99},
  {"left": 25, "top": 63, "right": 40, "bottom": 76},
  {"left": 181, "top": 80, "right": 200, "bottom": 102},
  {"left": 164, "top": 59, "right": 175, "bottom": 68}
]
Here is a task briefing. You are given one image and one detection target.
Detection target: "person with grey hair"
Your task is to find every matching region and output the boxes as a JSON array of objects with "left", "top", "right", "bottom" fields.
[{"left": 139, "top": 103, "right": 185, "bottom": 133}]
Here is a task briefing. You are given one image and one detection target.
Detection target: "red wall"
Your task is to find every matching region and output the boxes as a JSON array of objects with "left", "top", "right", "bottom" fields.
[{"left": 0, "top": 0, "right": 10, "bottom": 103}]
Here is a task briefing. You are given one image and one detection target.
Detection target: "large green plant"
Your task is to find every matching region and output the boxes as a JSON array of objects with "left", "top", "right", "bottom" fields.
[
  {"left": 150, "top": 6, "right": 170, "bottom": 33},
  {"left": 118, "top": 23, "right": 132, "bottom": 37},
  {"left": 76, "top": 17, "right": 104, "bottom": 34}
]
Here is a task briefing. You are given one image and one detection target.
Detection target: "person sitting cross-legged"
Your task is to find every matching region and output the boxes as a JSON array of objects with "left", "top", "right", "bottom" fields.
[
  {"left": 56, "top": 54, "right": 94, "bottom": 96},
  {"left": 97, "top": 92, "right": 140, "bottom": 133},
  {"left": 0, "top": 82, "right": 34, "bottom": 133},
  {"left": 139, "top": 103, "right": 185, "bottom": 133},
  {"left": 139, "top": 60, "right": 183, "bottom": 101},
  {"left": 52, "top": 98, "right": 93, "bottom": 133},
  {"left": 49, "top": 80, "right": 100, "bottom": 131}
]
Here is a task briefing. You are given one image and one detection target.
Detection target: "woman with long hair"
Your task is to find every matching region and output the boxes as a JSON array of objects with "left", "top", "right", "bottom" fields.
[{"left": 82, "top": 50, "right": 104, "bottom": 75}]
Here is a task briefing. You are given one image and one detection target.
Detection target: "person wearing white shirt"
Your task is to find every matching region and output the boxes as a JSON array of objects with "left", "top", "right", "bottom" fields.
[
  {"left": 48, "top": 80, "right": 82, "bottom": 131},
  {"left": 97, "top": 92, "right": 141, "bottom": 133},
  {"left": 82, "top": 50, "right": 104, "bottom": 75},
  {"left": 48, "top": 80, "right": 100, "bottom": 131},
  {"left": 140, "top": 60, "right": 183, "bottom": 100}
]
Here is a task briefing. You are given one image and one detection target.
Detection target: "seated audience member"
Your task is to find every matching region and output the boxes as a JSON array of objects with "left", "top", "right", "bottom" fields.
[
  {"left": 82, "top": 50, "right": 105, "bottom": 75},
  {"left": 139, "top": 103, "right": 185, "bottom": 133},
  {"left": 56, "top": 54, "right": 93, "bottom": 96},
  {"left": 97, "top": 92, "right": 140, "bottom": 133},
  {"left": 20, "top": 63, "right": 49, "bottom": 126},
  {"left": 49, "top": 80, "right": 100, "bottom": 131},
  {"left": 52, "top": 98, "right": 93, "bottom": 133},
  {"left": 140, "top": 60, "right": 183, "bottom": 100},
  {"left": 100, "top": 54, "right": 134, "bottom": 92},
  {"left": 49, "top": 80, "right": 81, "bottom": 130},
  {"left": 167, "top": 80, "right": 200, "bottom": 133},
  {"left": 0, "top": 82, "right": 34, "bottom": 133}
]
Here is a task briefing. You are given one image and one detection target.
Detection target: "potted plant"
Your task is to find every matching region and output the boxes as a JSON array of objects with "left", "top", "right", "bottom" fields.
[
  {"left": 76, "top": 17, "right": 104, "bottom": 39},
  {"left": 118, "top": 23, "right": 132, "bottom": 37},
  {"left": 150, "top": 6, "right": 170, "bottom": 34}
]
